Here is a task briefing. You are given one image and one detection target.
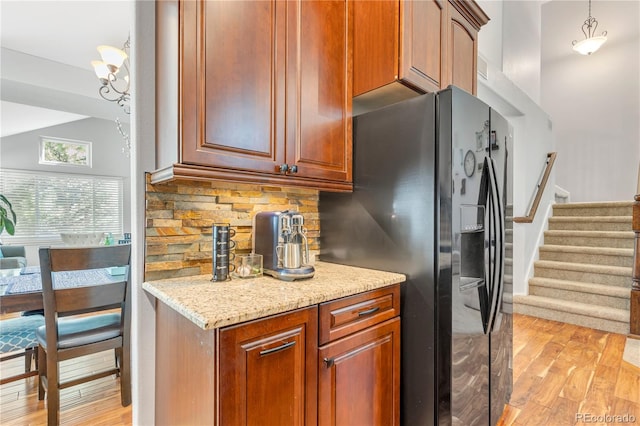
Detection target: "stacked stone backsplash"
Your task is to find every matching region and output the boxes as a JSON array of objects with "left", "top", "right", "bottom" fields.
[{"left": 145, "top": 175, "right": 320, "bottom": 281}]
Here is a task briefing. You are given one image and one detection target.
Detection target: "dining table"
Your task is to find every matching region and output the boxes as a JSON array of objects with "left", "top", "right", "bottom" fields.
[{"left": 0, "top": 266, "right": 124, "bottom": 315}]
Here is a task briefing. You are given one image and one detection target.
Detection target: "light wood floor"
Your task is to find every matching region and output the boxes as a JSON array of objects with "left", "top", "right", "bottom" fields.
[
  {"left": 1, "top": 313, "right": 637, "bottom": 425},
  {"left": 0, "top": 349, "right": 131, "bottom": 425},
  {"left": 499, "top": 314, "right": 640, "bottom": 425}
]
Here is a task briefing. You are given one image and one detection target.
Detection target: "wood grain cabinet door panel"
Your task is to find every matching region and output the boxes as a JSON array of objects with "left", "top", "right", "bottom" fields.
[
  {"left": 400, "top": 0, "right": 447, "bottom": 94},
  {"left": 446, "top": 3, "right": 478, "bottom": 94},
  {"left": 181, "top": 0, "right": 286, "bottom": 174},
  {"left": 352, "top": 0, "right": 399, "bottom": 96},
  {"left": 289, "top": 0, "right": 352, "bottom": 183},
  {"left": 318, "top": 317, "right": 401, "bottom": 426},
  {"left": 219, "top": 306, "right": 318, "bottom": 426}
]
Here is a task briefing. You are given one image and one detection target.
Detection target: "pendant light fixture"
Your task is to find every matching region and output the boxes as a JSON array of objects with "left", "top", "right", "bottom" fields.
[
  {"left": 91, "top": 37, "right": 130, "bottom": 113},
  {"left": 572, "top": 0, "right": 607, "bottom": 55}
]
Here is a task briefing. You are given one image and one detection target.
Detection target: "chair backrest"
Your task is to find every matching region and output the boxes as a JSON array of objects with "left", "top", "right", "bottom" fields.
[{"left": 38, "top": 245, "right": 132, "bottom": 341}]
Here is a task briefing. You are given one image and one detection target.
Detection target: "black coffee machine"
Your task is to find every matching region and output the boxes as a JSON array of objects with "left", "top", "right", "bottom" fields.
[{"left": 253, "top": 211, "right": 315, "bottom": 281}]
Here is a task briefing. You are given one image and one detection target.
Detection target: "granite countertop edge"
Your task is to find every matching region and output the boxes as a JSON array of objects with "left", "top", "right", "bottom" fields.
[{"left": 142, "top": 261, "right": 406, "bottom": 330}]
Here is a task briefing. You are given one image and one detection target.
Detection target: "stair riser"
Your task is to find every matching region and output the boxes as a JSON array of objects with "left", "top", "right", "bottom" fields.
[
  {"left": 548, "top": 221, "right": 631, "bottom": 232},
  {"left": 513, "top": 303, "right": 629, "bottom": 334},
  {"left": 505, "top": 263, "right": 513, "bottom": 275},
  {"left": 552, "top": 206, "right": 633, "bottom": 217},
  {"left": 544, "top": 235, "right": 634, "bottom": 249},
  {"left": 539, "top": 251, "right": 633, "bottom": 268},
  {"left": 529, "top": 285, "right": 630, "bottom": 310},
  {"left": 534, "top": 266, "right": 630, "bottom": 287}
]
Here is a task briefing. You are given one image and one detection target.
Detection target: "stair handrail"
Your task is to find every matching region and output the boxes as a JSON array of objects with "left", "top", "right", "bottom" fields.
[{"left": 513, "top": 152, "right": 557, "bottom": 224}]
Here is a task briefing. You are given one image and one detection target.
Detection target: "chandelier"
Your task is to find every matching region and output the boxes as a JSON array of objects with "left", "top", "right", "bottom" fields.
[
  {"left": 91, "top": 37, "right": 130, "bottom": 113},
  {"left": 571, "top": 0, "right": 607, "bottom": 55}
]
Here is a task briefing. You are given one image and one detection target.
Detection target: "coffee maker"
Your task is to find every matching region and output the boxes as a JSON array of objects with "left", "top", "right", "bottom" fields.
[{"left": 253, "top": 211, "right": 315, "bottom": 281}]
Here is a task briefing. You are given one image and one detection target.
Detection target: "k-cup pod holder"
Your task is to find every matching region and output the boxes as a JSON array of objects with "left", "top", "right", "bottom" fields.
[{"left": 212, "top": 223, "right": 236, "bottom": 282}]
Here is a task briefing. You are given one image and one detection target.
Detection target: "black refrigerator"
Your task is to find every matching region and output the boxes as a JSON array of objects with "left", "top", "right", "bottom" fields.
[{"left": 319, "top": 86, "right": 513, "bottom": 425}]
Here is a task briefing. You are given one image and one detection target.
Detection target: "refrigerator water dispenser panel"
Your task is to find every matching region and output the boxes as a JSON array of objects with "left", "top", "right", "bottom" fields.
[{"left": 460, "top": 204, "right": 485, "bottom": 291}]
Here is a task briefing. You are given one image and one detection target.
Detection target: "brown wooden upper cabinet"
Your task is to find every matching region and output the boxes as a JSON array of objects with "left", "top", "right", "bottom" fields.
[
  {"left": 154, "top": 0, "right": 353, "bottom": 191},
  {"left": 353, "top": 0, "right": 488, "bottom": 98}
]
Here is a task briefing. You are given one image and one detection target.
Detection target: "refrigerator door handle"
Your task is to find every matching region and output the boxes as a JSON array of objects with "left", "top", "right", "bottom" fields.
[{"left": 487, "top": 157, "right": 505, "bottom": 333}]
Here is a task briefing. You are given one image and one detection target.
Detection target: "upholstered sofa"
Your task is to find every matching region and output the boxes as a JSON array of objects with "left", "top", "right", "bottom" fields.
[{"left": 0, "top": 245, "right": 27, "bottom": 269}]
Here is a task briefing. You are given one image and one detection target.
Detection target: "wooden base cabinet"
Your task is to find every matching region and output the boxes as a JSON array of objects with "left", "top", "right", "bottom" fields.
[
  {"left": 318, "top": 318, "right": 401, "bottom": 426},
  {"left": 154, "top": 284, "right": 401, "bottom": 425},
  {"left": 219, "top": 307, "right": 318, "bottom": 426}
]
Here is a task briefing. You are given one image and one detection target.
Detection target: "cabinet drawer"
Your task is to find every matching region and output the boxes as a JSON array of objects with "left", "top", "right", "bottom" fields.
[{"left": 319, "top": 284, "right": 400, "bottom": 345}]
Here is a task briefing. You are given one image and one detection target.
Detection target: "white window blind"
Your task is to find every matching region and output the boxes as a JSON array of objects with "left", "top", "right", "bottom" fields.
[{"left": 0, "top": 168, "right": 123, "bottom": 241}]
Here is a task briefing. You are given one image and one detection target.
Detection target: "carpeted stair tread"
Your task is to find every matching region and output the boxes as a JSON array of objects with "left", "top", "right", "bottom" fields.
[
  {"left": 513, "top": 295, "right": 628, "bottom": 323},
  {"left": 513, "top": 295, "right": 629, "bottom": 334},
  {"left": 539, "top": 245, "right": 633, "bottom": 256},
  {"left": 552, "top": 202, "right": 633, "bottom": 217},
  {"left": 534, "top": 260, "right": 631, "bottom": 276},
  {"left": 528, "top": 277, "right": 629, "bottom": 298},
  {"left": 543, "top": 230, "right": 634, "bottom": 249},
  {"left": 549, "top": 216, "right": 632, "bottom": 223},
  {"left": 538, "top": 245, "right": 633, "bottom": 267},
  {"left": 552, "top": 201, "right": 633, "bottom": 209},
  {"left": 548, "top": 216, "right": 633, "bottom": 231},
  {"left": 544, "top": 230, "right": 633, "bottom": 239}
]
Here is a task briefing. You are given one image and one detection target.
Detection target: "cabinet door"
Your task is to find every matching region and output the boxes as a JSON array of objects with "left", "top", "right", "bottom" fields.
[
  {"left": 287, "top": 0, "right": 352, "bottom": 183},
  {"left": 219, "top": 306, "right": 318, "bottom": 426},
  {"left": 400, "top": 0, "right": 447, "bottom": 93},
  {"left": 445, "top": 2, "right": 478, "bottom": 94},
  {"left": 352, "top": 0, "right": 399, "bottom": 96},
  {"left": 318, "top": 317, "right": 401, "bottom": 426},
  {"left": 181, "top": 0, "right": 286, "bottom": 174}
]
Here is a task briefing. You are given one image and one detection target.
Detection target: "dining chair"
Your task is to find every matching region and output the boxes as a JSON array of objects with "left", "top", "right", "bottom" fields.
[
  {"left": 0, "top": 314, "right": 45, "bottom": 384},
  {"left": 37, "top": 245, "right": 132, "bottom": 425}
]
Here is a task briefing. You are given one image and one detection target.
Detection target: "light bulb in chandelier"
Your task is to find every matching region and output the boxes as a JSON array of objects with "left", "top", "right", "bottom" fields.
[{"left": 97, "top": 45, "right": 127, "bottom": 72}]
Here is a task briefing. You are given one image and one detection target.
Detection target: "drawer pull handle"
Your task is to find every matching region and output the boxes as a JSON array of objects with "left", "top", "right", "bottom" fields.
[
  {"left": 357, "top": 306, "right": 380, "bottom": 317},
  {"left": 323, "top": 357, "right": 335, "bottom": 368},
  {"left": 259, "top": 341, "right": 296, "bottom": 356}
]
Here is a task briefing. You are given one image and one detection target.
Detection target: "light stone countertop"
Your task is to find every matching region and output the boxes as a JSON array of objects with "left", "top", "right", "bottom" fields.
[{"left": 142, "top": 261, "right": 406, "bottom": 330}]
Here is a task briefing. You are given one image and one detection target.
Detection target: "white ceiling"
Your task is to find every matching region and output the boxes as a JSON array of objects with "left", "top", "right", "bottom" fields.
[
  {"left": 0, "top": 101, "right": 86, "bottom": 137},
  {"left": 0, "top": 0, "right": 131, "bottom": 137}
]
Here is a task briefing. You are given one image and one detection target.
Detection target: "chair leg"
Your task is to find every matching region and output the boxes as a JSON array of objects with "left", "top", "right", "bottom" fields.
[
  {"left": 119, "top": 345, "right": 131, "bottom": 407},
  {"left": 38, "top": 346, "right": 46, "bottom": 401},
  {"left": 24, "top": 348, "right": 33, "bottom": 373},
  {"left": 46, "top": 350, "right": 59, "bottom": 426},
  {"left": 115, "top": 347, "right": 122, "bottom": 376}
]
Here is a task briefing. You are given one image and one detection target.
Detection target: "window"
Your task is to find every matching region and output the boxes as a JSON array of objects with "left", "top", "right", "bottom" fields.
[
  {"left": 0, "top": 169, "right": 123, "bottom": 242},
  {"left": 39, "top": 137, "right": 92, "bottom": 167}
]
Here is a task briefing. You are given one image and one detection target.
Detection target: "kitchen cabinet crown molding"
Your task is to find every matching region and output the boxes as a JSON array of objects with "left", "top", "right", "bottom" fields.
[{"left": 448, "top": 0, "right": 489, "bottom": 31}]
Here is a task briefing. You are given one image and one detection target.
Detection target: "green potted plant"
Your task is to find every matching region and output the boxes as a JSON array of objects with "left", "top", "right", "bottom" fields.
[{"left": 0, "top": 194, "right": 17, "bottom": 235}]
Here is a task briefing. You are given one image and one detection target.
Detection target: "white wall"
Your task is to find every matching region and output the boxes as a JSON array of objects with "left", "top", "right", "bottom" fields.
[
  {"left": 541, "top": 0, "right": 640, "bottom": 202},
  {"left": 502, "top": 1, "right": 542, "bottom": 104},
  {"left": 476, "top": 0, "right": 555, "bottom": 295},
  {"left": 0, "top": 117, "right": 131, "bottom": 264},
  {"left": 477, "top": 0, "right": 504, "bottom": 71},
  {"left": 131, "top": 1, "right": 157, "bottom": 424}
]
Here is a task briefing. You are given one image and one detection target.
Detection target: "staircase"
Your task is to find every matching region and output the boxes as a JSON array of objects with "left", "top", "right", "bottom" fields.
[{"left": 514, "top": 201, "right": 634, "bottom": 334}]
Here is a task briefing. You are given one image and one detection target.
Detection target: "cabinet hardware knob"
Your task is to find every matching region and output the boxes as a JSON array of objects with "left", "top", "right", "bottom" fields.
[
  {"left": 323, "top": 357, "right": 335, "bottom": 368},
  {"left": 259, "top": 340, "right": 296, "bottom": 356},
  {"left": 290, "top": 165, "right": 298, "bottom": 174},
  {"left": 279, "top": 164, "right": 289, "bottom": 174},
  {"left": 357, "top": 306, "right": 380, "bottom": 317}
]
